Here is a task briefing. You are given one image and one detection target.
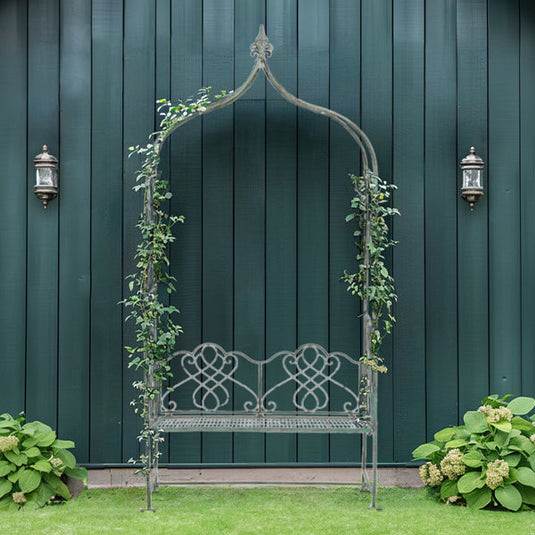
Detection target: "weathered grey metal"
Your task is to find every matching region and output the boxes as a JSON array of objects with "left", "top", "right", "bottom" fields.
[
  {"left": 160, "top": 343, "right": 366, "bottom": 416},
  {"left": 150, "top": 342, "right": 378, "bottom": 508},
  {"left": 142, "top": 25, "right": 380, "bottom": 511}
]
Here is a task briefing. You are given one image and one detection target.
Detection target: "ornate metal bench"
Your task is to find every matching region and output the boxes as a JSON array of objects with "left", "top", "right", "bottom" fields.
[{"left": 148, "top": 342, "right": 379, "bottom": 509}]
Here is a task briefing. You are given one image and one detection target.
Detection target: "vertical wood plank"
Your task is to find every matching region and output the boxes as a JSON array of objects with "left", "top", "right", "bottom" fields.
[
  {"left": 90, "top": 0, "right": 124, "bottom": 463},
  {"left": 296, "top": 0, "right": 330, "bottom": 463},
  {"left": 488, "top": 0, "right": 521, "bottom": 395},
  {"left": 520, "top": 0, "right": 535, "bottom": 396},
  {"left": 265, "top": 0, "right": 299, "bottom": 465},
  {"left": 393, "top": 0, "right": 425, "bottom": 461},
  {"left": 424, "top": 0, "right": 458, "bottom": 439},
  {"left": 58, "top": 0, "right": 91, "bottom": 462},
  {"left": 168, "top": 0, "right": 203, "bottom": 464},
  {"left": 26, "top": 0, "right": 60, "bottom": 428},
  {"left": 122, "top": 0, "right": 156, "bottom": 463},
  {"left": 233, "top": 2, "right": 266, "bottom": 464},
  {"left": 457, "top": 0, "right": 489, "bottom": 415},
  {"left": 202, "top": 0, "right": 235, "bottom": 463},
  {"left": 361, "top": 0, "right": 393, "bottom": 462},
  {"left": 0, "top": 0, "right": 27, "bottom": 415},
  {"left": 328, "top": 0, "right": 361, "bottom": 463}
]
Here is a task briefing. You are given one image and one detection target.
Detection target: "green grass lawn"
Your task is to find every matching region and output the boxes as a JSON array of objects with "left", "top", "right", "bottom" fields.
[{"left": 2, "top": 486, "right": 534, "bottom": 534}]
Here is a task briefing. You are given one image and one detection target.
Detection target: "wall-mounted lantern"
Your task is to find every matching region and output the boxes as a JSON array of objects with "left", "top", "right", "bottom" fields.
[
  {"left": 34, "top": 145, "right": 59, "bottom": 209},
  {"left": 460, "top": 146, "right": 484, "bottom": 211}
]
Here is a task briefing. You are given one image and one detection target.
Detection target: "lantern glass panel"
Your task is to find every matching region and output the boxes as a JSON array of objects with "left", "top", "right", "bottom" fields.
[
  {"left": 463, "top": 168, "right": 481, "bottom": 189},
  {"left": 36, "top": 167, "right": 56, "bottom": 187}
]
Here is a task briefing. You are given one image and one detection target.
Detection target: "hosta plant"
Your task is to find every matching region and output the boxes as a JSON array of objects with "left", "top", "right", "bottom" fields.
[
  {"left": 413, "top": 395, "right": 535, "bottom": 511},
  {"left": 0, "top": 413, "right": 87, "bottom": 510}
]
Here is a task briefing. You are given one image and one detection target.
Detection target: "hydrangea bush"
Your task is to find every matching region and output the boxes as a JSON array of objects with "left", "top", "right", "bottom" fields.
[
  {"left": 0, "top": 413, "right": 87, "bottom": 510},
  {"left": 413, "top": 395, "right": 535, "bottom": 511}
]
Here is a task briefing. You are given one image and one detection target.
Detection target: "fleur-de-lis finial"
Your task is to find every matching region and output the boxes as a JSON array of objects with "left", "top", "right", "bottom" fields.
[{"left": 250, "top": 24, "right": 273, "bottom": 61}]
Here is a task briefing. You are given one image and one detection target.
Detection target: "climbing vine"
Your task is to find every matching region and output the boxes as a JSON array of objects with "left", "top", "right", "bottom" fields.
[
  {"left": 123, "top": 89, "right": 211, "bottom": 474},
  {"left": 343, "top": 172, "right": 399, "bottom": 373}
]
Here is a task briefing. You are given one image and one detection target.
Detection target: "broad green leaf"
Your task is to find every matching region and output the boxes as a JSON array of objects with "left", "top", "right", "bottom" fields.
[
  {"left": 31, "top": 460, "right": 52, "bottom": 473},
  {"left": 18, "top": 469, "right": 41, "bottom": 493},
  {"left": 464, "top": 411, "right": 488, "bottom": 434},
  {"left": 36, "top": 431, "right": 56, "bottom": 447},
  {"left": 43, "top": 472, "right": 62, "bottom": 490},
  {"left": 510, "top": 435, "right": 535, "bottom": 455},
  {"left": 4, "top": 450, "right": 27, "bottom": 467},
  {"left": 434, "top": 427, "right": 457, "bottom": 443},
  {"left": 495, "top": 484, "right": 522, "bottom": 511},
  {"left": 507, "top": 397, "right": 535, "bottom": 416},
  {"left": 445, "top": 439, "right": 468, "bottom": 449},
  {"left": 22, "top": 421, "right": 53, "bottom": 437},
  {"left": 52, "top": 478, "right": 71, "bottom": 500},
  {"left": 24, "top": 446, "right": 41, "bottom": 458},
  {"left": 0, "top": 464, "right": 11, "bottom": 477},
  {"left": 517, "top": 483, "right": 535, "bottom": 505},
  {"left": 504, "top": 453, "right": 521, "bottom": 467},
  {"left": 494, "top": 430, "right": 510, "bottom": 449},
  {"left": 51, "top": 439, "right": 75, "bottom": 450},
  {"left": 22, "top": 436, "right": 38, "bottom": 449},
  {"left": 465, "top": 487, "right": 492, "bottom": 510},
  {"left": 529, "top": 454, "right": 535, "bottom": 472},
  {"left": 64, "top": 465, "right": 87, "bottom": 480},
  {"left": 511, "top": 416, "right": 535, "bottom": 434},
  {"left": 0, "top": 478, "right": 12, "bottom": 499},
  {"left": 33, "top": 481, "right": 56, "bottom": 507},
  {"left": 515, "top": 466, "right": 535, "bottom": 488},
  {"left": 53, "top": 448, "right": 76, "bottom": 469},
  {"left": 458, "top": 471, "right": 485, "bottom": 494},
  {"left": 412, "top": 443, "right": 440, "bottom": 460},
  {"left": 462, "top": 451, "right": 484, "bottom": 468},
  {"left": 492, "top": 421, "right": 512, "bottom": 433},
  {"left": 440, "top": 479, "right": 458, "bottom": 500}
]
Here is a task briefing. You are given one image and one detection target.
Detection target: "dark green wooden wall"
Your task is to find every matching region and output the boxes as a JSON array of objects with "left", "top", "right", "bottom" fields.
[{"left": 1, "top": 0, "right": 534, "bottom": 466}]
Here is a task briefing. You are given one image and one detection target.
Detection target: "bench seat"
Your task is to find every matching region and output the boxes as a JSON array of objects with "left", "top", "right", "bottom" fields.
[{"left": 153, "top": 413, "right": 374, "bottom": 433}]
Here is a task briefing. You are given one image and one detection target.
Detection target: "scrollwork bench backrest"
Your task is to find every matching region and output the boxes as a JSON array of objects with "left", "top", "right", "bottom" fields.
[{"left": 159, "top": 343, "right": 375, "bottom": 418}]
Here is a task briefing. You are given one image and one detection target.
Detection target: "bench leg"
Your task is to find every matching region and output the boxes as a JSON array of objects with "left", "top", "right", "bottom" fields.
[
  {"left": 360, "top": 434, "right": 371, "bottom": 492},
  {"left": 365, "top": 430, "right": 381, "bottom": 510}
]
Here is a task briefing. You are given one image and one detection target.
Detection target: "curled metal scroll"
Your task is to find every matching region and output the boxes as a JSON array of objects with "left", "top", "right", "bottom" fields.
[{"left": 161, "top": 25, "right": 378, "bottom": 176}]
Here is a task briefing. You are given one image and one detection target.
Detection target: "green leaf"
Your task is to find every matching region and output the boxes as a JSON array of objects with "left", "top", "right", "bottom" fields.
[
  {"left": 504, "top": 453, "right": 521, "bottom": 467},
  {"left": 0, "top": 464, "right": 12, "bottom": 477},
  {"left": 517, "top": 483, "right": 535, "bottom": 505},
  {"left": 495, "top": 484, "right": 522, "bottom": 511},
  {"left": 36, "top": 431, "right": 56, "bottom": 447},
  {"left": 463, "top": 411, "right": 488, "bottom": 434},
  {"left": 507, "top": 397, "right": 535, "bottom": 416},
  {"left": 18, "top": 469, "right": 41, "bottom": 493},
  {"left": 4, "top": 450, "right": 27, "bottom": 467},
  {"left": 51, "top": 439, "right": 75, "bottom": 450},
  {"left": 458, "top": 471, "right": 485, "bottom": 494},
  {"left": 32, "top": 481, "right": 56, "bottom": 507},
  {"left": 31, "top": 460, "right": 52, "bottom": 473},
  {"left": 53, "top": 448, "right": 76, "bottom": 469},
  {"left": 24, "top": 446, "right": 41, "bottom": 458},
  {"left": 440, "top": 479, "right": 458, "bottom": 500},
  {"left": 0, "top": 478, "right": 12, "bottom": 499},
  {"left": 529, "top": 454, "right": 535, "bottom": 472},
  {"left": 464, "top": 487, "right": 492, "bottom": 510},
  {"left": 462, "top": 451, "right": 484, "bottom": 468},
  {"left": 64, "top": 465, "right": 87, "bottom": 480},
  {"left": 515, "top": 467, "right": 535, "bottom": 488},
  {"left": 492, "top": 420, "right": 512, "bottom": 433},
  {"left": 412, "top": 443, "right": 440, "bottom": 459},
  {"left": 434, "top": 427, "right": 457, "bottom": 443},
  {"left": 511, "top": 416, "right": 535, "bottom": 434},
  {"left": 445, "top": 439, "right": 468, "bottom": 449},
  {"left": 510, "top": 435, "right": 535, "bottom": 455}
]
